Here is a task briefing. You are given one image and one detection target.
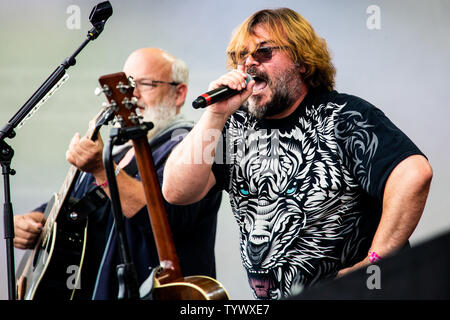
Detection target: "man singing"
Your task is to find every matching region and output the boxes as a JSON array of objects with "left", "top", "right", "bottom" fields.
[{"left": 162, "top": 8, "right": 432, "bottom": 299}]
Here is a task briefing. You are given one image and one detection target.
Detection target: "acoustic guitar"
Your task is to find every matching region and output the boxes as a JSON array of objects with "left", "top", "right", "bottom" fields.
[
  {"left": 16, "top": 107, "right": 114, "bottom": 300},
  {"left": 98, "top": 72, "right": 228, "bottom": 300}
]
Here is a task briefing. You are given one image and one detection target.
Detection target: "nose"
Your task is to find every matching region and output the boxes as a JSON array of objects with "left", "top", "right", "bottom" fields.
[
  {"left": 133, "top": 86, "right": 141, "bottom": 98},
  {"left": 244, "top": 53, "right": 260, "bottom": 68},
  {"left": 247, "top": 241, "right": 270, "bottom": 266}
]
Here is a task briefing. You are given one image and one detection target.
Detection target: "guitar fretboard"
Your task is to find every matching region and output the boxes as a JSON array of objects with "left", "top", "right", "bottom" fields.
[
  {"left": 39, "top": 113, "right": 103, "bottom": 245},
  {"left": 41, "top": 165, "right": 80, "bottom": 244}
]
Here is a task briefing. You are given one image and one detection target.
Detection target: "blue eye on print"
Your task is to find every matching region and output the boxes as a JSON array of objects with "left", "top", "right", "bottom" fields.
[
  {"left": 285, "top": 180, "right": 298, "bottom": 195},
  {"left": 286, "top": 187, "right": 296, "bottom": 195},
  {"left": 240, "top": 188, "right": 249, "bottom": 196},
  {"left": 238, "top": 183, "right": 249, "bottom": 196}
]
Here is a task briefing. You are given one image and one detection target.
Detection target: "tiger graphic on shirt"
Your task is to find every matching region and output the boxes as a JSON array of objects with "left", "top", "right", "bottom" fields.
[{"left": 223, "top": 102, "right": 379, "bottom": 299}]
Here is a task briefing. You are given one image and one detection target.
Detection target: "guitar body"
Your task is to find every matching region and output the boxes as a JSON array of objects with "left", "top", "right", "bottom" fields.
[
  {"left": 15, "top": 107, "right": 114, "bottom": 300},
  {"left": 153, "top": 276, "right": 229, "bottom": 300},
  {"left": 140, "top": 267, "right": 229, "bottom": 300},
  {"left": 16, "top": 194, "right": 88, "bottom": 300}
]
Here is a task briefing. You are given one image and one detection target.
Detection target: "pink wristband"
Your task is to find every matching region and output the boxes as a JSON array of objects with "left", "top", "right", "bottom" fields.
[
  {"left": 93, "top": 180, "right": 108, "bottom": 188},
  {"left": 368, "top": 251, "right": 381, "bottom": 263}
]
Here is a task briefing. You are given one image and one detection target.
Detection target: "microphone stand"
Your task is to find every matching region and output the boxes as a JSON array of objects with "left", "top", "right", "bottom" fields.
[
  {"left": 102, "top": 123, "right": 154, "bottom": 300},
  {"left": 0, "top": 1, "right": 113, "bottom": 300},
  {"left": 0, "top": 143, "right": 15, "bottom": 301}
]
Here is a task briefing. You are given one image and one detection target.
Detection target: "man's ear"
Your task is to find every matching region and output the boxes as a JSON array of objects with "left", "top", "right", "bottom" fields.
[
  {"left": 298, "top": 63, "right": 306, "bottom": 74},
  {"left": 175, "top": 83, "right": 188, "bottom": 110}
]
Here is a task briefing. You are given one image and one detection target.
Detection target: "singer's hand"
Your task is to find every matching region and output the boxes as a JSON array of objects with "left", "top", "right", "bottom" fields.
[{"left": 207, "top": 66, "right": 255, "bottom": 118}]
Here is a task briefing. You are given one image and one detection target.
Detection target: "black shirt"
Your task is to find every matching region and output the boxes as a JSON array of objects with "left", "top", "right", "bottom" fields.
[{"left": 212, "top": 89, "right": 424, "bottom": 299}]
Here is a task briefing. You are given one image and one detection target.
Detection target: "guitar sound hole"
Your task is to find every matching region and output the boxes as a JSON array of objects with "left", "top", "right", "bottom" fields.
[
  {"left": 32, "top": 235, "right": 51, "bottom": 270},
  {"left": 32, "top": 245, "right": 42, "bottom": 269}
]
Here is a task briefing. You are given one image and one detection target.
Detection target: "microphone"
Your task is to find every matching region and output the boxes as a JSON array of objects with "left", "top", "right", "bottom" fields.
[
  {"left": 87, "top": 1, "right": 113, "bottom": 40},
  {"left": 192, "top": 74, "right": 253, "bottom": 109}
]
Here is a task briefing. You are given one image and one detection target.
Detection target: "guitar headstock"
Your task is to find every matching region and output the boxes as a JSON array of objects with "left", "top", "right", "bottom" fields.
[
  {"left": 97, "top": 72, "right": 141, "bottom": 128},
  {"left": 87, "top": 105, "right": 115, "bottom": 141},
  {"left": 93, "top": 105, "right": 115, "bottom": 130},
  {"left": 98, "top": 75, "right": 178, "bottom": 281}
]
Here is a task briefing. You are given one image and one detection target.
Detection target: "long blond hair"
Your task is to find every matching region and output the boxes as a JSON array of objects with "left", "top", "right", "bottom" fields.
[{"left": 227, "top": 8, "right": 335, "bottom": 91}]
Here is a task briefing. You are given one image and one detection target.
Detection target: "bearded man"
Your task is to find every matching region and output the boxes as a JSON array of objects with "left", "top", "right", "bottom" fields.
[
  {"left": 14, "top": 48, "right": 221, "bottom": 299},
  {"left": 162, "top": 9, "right": 432, "bottom": 299}
]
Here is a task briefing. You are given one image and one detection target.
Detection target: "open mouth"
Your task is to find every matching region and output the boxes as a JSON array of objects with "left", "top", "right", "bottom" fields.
[
  {"left": 247, "top": 268, "right": 279, "bottom": 299},
  {"left": 251, "top": 75, "right": 268, "bottom": 93},
  {"left": 247, "top": 67, "right": 269, "bottom": 95}
]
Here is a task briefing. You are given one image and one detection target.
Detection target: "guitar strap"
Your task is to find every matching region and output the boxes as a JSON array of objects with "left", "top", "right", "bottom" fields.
[
  {"left": 68, "top": 145, "right": 136, "bottom": 220},
  {"left": 67, "top": 186, "right": 109, "bottom": 220}
]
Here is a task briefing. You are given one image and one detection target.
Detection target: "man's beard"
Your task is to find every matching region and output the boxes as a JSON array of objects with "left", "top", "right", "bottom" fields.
[
  {"left": 244, "top": 64, "right": 303, "bottom": 119},
  {"left": 139, "top": 100, "right": 177, "bottom": 139}
]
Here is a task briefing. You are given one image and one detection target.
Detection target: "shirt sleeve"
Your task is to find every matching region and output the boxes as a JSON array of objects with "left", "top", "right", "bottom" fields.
[
  {"left": 32, "top": 203, "right": 48, "bottom": 213},
  {"left": 131, "top": 129, "right": 222, "bottom": 233},
  {"left": 210, "top": 124, "right": 232, "bottom": 193},
  {"left": 334, "top": 97, "right": 425, "bottom": 201}
]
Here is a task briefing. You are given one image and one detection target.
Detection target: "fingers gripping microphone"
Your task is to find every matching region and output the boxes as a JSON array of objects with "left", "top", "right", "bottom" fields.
[{"left": 192, "top": 74, "right": 253, "bottom": 109}]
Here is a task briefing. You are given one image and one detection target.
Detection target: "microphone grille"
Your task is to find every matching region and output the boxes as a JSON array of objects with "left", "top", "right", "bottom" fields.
[{"left": 245, "top": 73, "right": 254, "bottom": 84}]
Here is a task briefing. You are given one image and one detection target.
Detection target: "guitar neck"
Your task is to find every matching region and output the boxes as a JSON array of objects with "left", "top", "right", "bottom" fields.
[
  {"left": 44, "top": 122, "right": 103, "bottom": 229},
  {"left": 96, "top": 72, "right": 183, "bottom": 283},
  {"left": 132, "top": 137, "right": 182, "bottom": 283},
  {"left": 57, "top": 165, "right": 81, "bottom": 207}
]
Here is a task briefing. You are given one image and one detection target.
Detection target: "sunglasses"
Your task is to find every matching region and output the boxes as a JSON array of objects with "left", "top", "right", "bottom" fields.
[{"left": 229, "top": 46, "right": 288, "bottom": 65}]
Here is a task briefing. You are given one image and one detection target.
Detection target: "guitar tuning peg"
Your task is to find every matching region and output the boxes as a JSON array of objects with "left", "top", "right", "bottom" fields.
[
  {"left": 95, "top": 84, "right": 112, "bottom": 97},
  {"left": 129, "top": 113, "right": 143, "bottom": 125},
  {"left": 116, "top": 81, "right": 132, "bottom": 94},
  {"left": 114, "top": 115, "right": 126, "bottom": 127},
  {"left": 127, "top": 76, "right": 136, "bottom": 87},
  {"left": 101, "top": 100, "right": 118, "bottom": 112},
  {"left": 122, "top": 97, "right": 138, "bottom": 110},
  {"left": 108, "top": 100, "right": 118, "bottom": 111}
]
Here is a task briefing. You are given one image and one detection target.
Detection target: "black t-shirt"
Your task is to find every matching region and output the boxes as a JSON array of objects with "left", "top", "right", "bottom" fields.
[{"left": 211, "top": 89, "right": 424, "bottom": 300}]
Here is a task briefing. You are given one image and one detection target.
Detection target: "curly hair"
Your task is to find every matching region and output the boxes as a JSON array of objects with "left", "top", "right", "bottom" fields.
[{"left": 226, "top": 8, "right": 336, "bottom": 91}]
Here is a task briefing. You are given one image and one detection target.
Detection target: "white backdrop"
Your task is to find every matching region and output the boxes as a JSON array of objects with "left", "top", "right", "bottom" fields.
[{"left": 0, "top": 0, "right": 449, "bottom": 300}]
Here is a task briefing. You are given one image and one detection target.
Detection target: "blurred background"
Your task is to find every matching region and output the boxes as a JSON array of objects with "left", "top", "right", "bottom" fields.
[{"left": 0, "top": 0, "right": 449, "bottom": 300}]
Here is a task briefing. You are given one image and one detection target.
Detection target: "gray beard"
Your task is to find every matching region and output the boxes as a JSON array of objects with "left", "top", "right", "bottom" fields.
[
  {"left": 244, "top": 65, "right": 303, "bottom": 119},
  {"left": 140, "top": 102, "right": 177, "bottom": 140},
  {"left": 112, "top": 102, "right": 177, "bottom": 155}
]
